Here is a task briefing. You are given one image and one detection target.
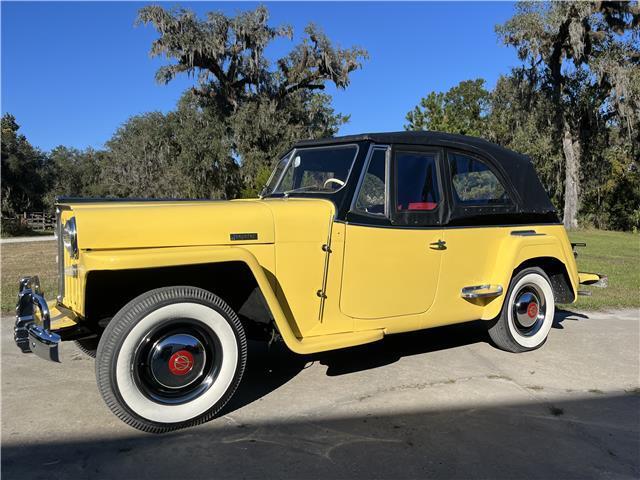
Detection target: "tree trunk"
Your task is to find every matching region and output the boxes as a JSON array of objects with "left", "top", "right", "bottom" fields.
[{"left": 562, "top": 125, "right": 580, "bottom": 230}]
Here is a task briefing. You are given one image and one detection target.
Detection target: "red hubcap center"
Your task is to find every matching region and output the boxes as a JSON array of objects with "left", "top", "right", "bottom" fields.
[
  {"left": 168, "top": 350, "right": 194, "bottom": 376},
  {"left": 527, "top": 302, "right": 539, "bottom": 319}
]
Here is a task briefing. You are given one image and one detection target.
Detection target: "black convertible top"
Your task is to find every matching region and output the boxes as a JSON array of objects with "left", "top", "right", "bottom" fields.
[{"left": 294, "top": 131, "right": 557, "bottom": 219}]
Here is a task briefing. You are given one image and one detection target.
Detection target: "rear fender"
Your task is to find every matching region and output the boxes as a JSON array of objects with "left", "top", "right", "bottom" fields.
[{"left": 481, "top": 234, "right": 578, "bottom": 319}]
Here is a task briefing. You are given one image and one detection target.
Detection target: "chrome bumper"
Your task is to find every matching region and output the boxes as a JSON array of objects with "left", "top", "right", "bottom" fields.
[{"left": 15, "top": 276, "right": 61, "bottom": 362}]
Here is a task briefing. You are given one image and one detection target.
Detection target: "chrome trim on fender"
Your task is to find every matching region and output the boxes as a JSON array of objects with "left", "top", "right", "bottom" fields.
[
  {"left": 461, "top": 284, "right": 504, "bottom": 299},
  {"left": 62, "top": 216, "right": 79, "bottom": 259}
]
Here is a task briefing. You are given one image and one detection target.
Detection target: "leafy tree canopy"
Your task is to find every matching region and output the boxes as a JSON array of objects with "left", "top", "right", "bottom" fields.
[
  {"left": 496, "top": 1, "right": 639, "bottom": 228},
  {"left": 135, "top": 5, "right": 368, "bottom": 193},
  {"left": 1, "top": 114, "right": 48, "bottom": 216},
  {"left": 137, "top": 5, "right": 367, "bottom": 115},
  {"left": 405, "top": 79, "right": 490, "bottom": 137}
]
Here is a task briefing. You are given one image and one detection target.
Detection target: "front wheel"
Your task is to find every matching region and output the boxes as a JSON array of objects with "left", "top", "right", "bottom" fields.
[
  {"left": 96, "top": 286, "right": 247, "bottom": 433},
  {"left": 487, "top": 267, "right": 555, "bottom": 353}
]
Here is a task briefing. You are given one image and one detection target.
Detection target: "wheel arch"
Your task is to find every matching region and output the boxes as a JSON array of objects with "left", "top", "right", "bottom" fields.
[
  {"left": 512, "top": 256, "right": 575, "bottom": 304},
  {"left": 81, "top": 247, "right": 304, "bottom": 352}
]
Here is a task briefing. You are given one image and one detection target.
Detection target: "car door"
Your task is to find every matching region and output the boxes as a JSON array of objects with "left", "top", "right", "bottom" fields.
[{"left": 340, "top": 145, "right": 445, "bottom": 319}]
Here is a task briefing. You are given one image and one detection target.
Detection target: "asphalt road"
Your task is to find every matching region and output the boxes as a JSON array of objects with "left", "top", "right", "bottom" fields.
[{"left": 2, "top": 309, "right": 639, "bottom": 479}]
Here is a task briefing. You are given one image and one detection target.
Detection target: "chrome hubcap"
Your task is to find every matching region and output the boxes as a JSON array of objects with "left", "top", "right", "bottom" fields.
[
  {"left": 149, "top": 334, "right": 206, "bottom": 389},
  {"left": 133, "top": 320, "right": 222, "bottom": 405},
  {"left": 512, "top": 285, "right": 546, "bottom": 336}
]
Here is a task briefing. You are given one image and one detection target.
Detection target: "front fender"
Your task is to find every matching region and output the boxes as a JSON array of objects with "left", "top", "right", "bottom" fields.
[{"left": 81, "top": 246, "right": 307, "bottom": 354}]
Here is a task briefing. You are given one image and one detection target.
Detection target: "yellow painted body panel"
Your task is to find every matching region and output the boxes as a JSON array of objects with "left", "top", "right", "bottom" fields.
[
  {"left": 60, "top": 209, "right": 84, "bottom": 314},
  {"left": 48, "top": 302, "right": 79, "bottom": 330},
  {"left": 262, "top": 198, "right": 335, "bottom": 337},
  {"left": 340, "top": 224, "right": 443, "bottom": 319},
  {"left": 71, "top": 200, "right": 274, "bottom": 250},
  {"left": 425, "top": 224, "right": 578, "bottom": 328},
  {"left": 55, "top": 197, "right": 580, "bottom": 355},
  {"left": 578, "top": 272, "right": 601, "bottom": 284}
]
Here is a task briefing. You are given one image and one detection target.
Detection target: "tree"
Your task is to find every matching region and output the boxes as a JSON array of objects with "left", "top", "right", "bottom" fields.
[
  {"left": 137, "top": 5, "right": 367, "bottom": 193},
  {"left": 43, "top": 146, "right": 106, "bottom": 208},
  {"left": 1, "top": 114, "right": 48, "bottom": 217},
  {"left": 488, "top": 69, "right": 565, "bottom": 207},
  {"left": 405, "top": 79, "right": 490, "bottom": 136},
  {"left": 405, "top": 67, "right": 640, "bottom": 230},
  {"left": 101, "top": 92, "right": 241, "bottom": 199},
  {"left": 496, "top": 1, "right": 639, "bottom": 229},
  {"left": 231, "top": 91, "right": 349, "bottom": 196}
]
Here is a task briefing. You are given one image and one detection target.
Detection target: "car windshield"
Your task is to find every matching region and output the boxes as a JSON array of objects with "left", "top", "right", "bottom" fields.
[{"left": 263, "top": 145, "right": 358, "bottom": 196}]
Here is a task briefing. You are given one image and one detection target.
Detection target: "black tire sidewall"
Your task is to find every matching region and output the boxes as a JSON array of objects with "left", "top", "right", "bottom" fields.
[{"left": 96, "top": 286, "right": 247, "bottom": 433}]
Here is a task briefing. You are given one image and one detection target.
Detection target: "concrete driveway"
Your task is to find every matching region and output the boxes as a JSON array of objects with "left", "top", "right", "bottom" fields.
[{"left": 2, "top": 309, "right": 639, "bottom": 479}]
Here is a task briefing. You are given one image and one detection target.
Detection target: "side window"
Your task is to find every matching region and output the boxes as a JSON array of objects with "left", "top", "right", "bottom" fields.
[
  {"left": 449, "top": 152, "right": 510, "bottom": 205},
  {"left": 395, "top": 151, "right": 440, "bottom": 212},
  {"left": 355, "top": 149, "right": 387, "bottom": 216}
]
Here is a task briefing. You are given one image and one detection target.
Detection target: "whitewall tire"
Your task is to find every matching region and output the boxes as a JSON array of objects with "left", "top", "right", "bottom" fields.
[
  {"left": 488, "top": 267, "right": 556, "bottom": 353},
  {"left": 96, "top": 286, "right": 247, "bottom": 433}
]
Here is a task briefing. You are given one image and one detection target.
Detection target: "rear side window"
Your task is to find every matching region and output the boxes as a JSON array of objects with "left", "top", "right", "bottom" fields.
[
  {"left": 396, "top": 151, "right": 440, "bottom": 212},
  {"left": 449, "top": 152, "right": 510, "bottom": 205}
]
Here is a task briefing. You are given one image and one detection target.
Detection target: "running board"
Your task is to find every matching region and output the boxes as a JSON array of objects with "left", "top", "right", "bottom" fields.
[
  {"left": 295, "top": 329, "right": 384, "bottom": 354},
  {"left": 461, "top": 284, "right": 504, "bottom": 299}
]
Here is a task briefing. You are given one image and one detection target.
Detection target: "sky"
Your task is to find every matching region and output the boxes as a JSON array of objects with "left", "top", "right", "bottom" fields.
[{"left": 1, "top": 1, "right": 521, "bottom": 152}]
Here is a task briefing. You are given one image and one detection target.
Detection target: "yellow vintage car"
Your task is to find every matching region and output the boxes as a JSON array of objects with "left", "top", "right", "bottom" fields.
[{"left": 15, "top": 131, "right": 606, "bottom": 433}]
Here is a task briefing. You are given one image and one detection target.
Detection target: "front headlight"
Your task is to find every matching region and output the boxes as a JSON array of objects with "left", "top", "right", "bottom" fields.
[{"left": 62, "top": 217, "right": 79, "bottom": 259}]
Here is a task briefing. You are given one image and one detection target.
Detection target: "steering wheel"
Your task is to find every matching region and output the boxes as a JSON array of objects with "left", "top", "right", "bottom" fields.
[{"left": 323, "top": 178, "right": 345, "bottom": 189}]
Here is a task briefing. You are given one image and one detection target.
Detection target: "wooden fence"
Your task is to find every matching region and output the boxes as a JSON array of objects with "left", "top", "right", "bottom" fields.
[{"left": 9, "top": 212, "right": 56, "bottom": 231}]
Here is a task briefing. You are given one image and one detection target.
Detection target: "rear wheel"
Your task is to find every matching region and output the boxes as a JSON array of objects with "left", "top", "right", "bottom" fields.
[
  {"left": 96, "top": 286, "right": 247, "bottom": 433},
  {"left": 487, "top": 267, "right": 555, "bottom": 353}
]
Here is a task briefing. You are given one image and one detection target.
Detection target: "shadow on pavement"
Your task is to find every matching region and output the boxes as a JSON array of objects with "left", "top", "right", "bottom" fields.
[
  {"left": 3, "top": 393, "right": 638, "bottom": 479},
  {"left": 224, "top": 321, "right": 491, "bottom": 414},
  {"left": 225, "top": 313, "right": 585, "bottom": 414},
  {"left": 314, "top": 320, "right": 490, "bottom": 376},
  {"left": 553, "top": 309, "right": 590, "bottom": 329}
]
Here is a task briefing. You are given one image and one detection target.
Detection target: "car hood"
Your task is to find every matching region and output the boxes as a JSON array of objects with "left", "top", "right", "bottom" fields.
[{"left": 66, "top": 199, "right": 276, "bottom": 251}]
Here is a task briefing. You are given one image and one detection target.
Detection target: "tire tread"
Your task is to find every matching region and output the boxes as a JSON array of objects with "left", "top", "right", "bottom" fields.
[
  {"left": 95, "top": 286, "right": 247, "bottom": 434},
  {"left": 487, "top": 267, "right": 552, "bottom": 353}
]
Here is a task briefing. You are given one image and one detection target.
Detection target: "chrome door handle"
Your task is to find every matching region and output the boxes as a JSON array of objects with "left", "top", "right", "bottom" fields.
[{"left": 429, "top": 240, "right": 447, "bottom": 250}]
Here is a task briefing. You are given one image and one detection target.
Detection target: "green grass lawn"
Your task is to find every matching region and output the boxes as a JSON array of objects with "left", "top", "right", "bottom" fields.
[
  {"left": 1, "top": 230, "right": 638, "bottom": 313},
  {"left": 1, "top": 241, "right": 57, "bottom": 313},
  {"left": 565, "top": 229, "right": 639, "bottom": 310}
]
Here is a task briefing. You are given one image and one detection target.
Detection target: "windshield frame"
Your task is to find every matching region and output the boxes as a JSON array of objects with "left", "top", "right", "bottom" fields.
[
  {"left": 265, "top": 143, "right": 360, "bottom": 197},
  {"left": 261, "top": 152, "right": 293, "bottom": 197}
]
